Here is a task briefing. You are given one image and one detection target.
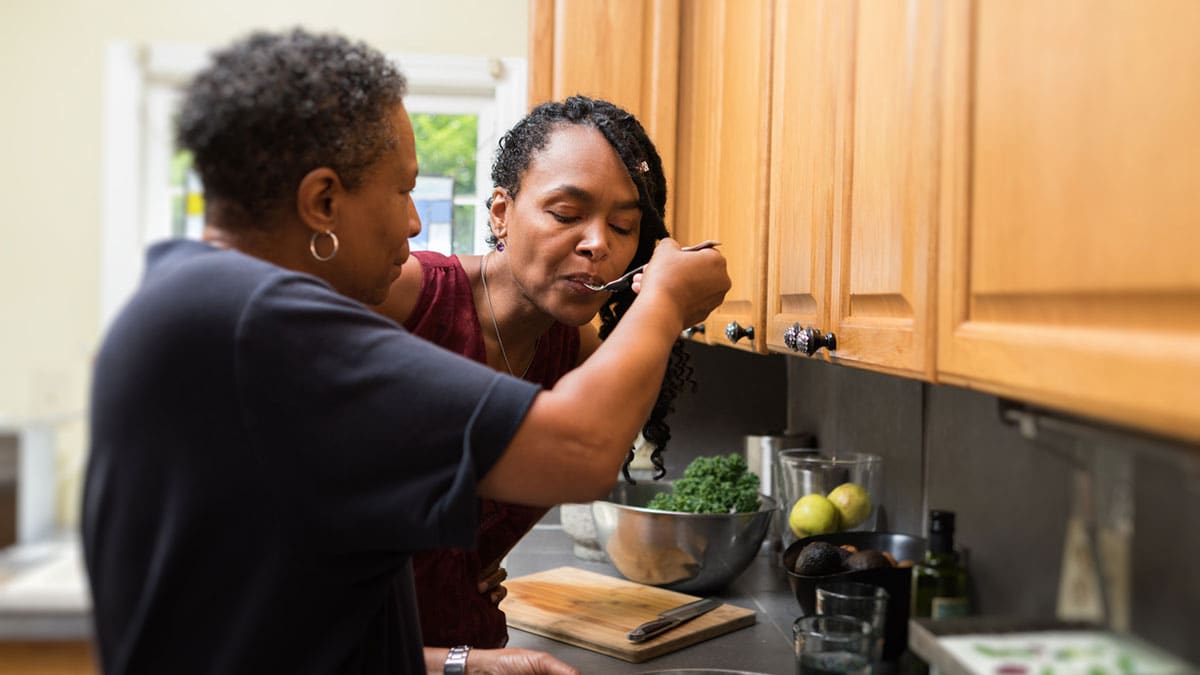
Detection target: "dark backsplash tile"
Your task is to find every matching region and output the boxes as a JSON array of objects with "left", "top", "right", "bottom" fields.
[
  {"left": 659, "top": 342, "right": 789, "bottom": 477},
  {"left": 785, "top": 357, "right": 925, "bottom": 535},
  {"left": 923, "top": 386, "right": 1071, "bottom": 619},
  {"left": 1132, "top": 448, "right": 1200, "bottom": 663}
]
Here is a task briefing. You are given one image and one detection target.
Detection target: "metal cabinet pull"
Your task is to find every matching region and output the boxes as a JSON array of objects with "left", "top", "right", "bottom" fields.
[
  {"left": 783, "top": 323, "right": 837, "bottom": 355},
  {"left": 725, "top": 321, "right": 754, "bottom": 344}
]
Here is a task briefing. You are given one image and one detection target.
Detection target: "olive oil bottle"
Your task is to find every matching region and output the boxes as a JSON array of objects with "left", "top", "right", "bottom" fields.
[{"left": 912, "top": 510, "right": 969, "bottom": 619}]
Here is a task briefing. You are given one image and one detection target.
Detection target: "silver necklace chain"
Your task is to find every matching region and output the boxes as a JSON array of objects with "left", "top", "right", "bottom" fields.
[{"left": 481, "top": 251, "right": 538, "bottom": 379}]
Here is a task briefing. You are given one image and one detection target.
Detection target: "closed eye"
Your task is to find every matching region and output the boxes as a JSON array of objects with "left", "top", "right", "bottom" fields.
[{"left": 548, "top": 211, "right": 579, "bottom": 224}]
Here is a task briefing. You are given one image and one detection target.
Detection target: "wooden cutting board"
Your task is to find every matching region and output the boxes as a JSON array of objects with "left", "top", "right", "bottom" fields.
[{"left": 501, "top": 566, "right": 756, "bottom": 663}]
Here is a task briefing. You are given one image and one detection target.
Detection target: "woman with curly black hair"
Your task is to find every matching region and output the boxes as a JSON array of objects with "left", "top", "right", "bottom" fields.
[
  {"left": 83, "top": 29, "right": 729, "bottom": 675},
  {"left": 375, "top": 96, "right": 695, "bottom": 650},
  {"left": 487, "top": 96, "right": 690, "bottom": 475}
]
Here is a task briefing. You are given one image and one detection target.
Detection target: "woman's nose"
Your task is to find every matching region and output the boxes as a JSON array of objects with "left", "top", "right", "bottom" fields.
[
  {"left": 407, "top": 195, "right": 423, "bottom": 238},
  {"left": 576, "top": 221, "right": 611, "bottom": 260}
]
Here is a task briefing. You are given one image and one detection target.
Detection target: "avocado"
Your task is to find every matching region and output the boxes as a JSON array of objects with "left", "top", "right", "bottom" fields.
[
  {"left": 836, "top": 546, "right": 854, "bottom": 564},
  {"left": 845, "top": 549, "right": 892, "bottom": 571},
  {"left": 794, "top": 541, "right": 845, "bottom": 576}
]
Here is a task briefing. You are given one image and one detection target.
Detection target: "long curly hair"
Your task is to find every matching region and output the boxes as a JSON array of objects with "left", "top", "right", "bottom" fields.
[
  {"left": 176, "top": 28, "right": 408, "bottom": 228},
  {"left": 489, "top": 96, "right": 693, "bottom": 480}
]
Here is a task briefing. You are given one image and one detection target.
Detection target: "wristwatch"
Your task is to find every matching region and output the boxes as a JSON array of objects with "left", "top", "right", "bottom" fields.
[{"left": 444, "top": 645, "right": 470, "bottom": 675}]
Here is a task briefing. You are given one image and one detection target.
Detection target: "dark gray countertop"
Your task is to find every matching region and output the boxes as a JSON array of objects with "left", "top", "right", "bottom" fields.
[{"left": 501, "top": 521, "right": 799, "bottom": 675}]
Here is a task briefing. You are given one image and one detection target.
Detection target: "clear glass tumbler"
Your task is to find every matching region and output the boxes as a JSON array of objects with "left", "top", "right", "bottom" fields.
[
  {"left": 816, "top": 581, "right": 889, "bottom": 664},
  {"left": 792, "top": 614, "right": 873, "bottom": 675},
  {"left": 776, "top": 451, "right": 883, "bottom": 547}
]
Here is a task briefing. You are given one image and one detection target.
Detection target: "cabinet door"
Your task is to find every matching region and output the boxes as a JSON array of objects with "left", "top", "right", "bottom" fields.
[
  {"left": 938, "top": 0, "right": 1200, "bottom": 442},
  {"left": 528, "top": 0, "right": 680, "bottom": 231},
  {"left": 676, "top": 0, "right": 773, "bottom": 352},
  {"left": 824, "top": 0, "right": 942, "bottom": 377},
  {"left": 765, "top": 0, "right": 853, "bottom": 357},
  {"left": 766, "top": 0, "right": 941, "bottom": 373}
]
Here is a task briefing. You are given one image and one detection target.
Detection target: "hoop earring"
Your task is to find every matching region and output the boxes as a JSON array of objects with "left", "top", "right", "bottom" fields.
[{"left": 309, "top": 230, "right": 339, "bottom": 262}]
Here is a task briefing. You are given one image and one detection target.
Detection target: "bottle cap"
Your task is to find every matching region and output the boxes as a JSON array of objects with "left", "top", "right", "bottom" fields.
[{"left": 929, "top": 510, "right": 956, "bottom": 534}]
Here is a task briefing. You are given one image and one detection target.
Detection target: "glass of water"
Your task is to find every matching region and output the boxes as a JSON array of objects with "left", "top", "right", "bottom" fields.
[
  {"left": 792, "top": 614, "right": 873, "bottom": 675},
  {"left": 815, "top": 581, "right": 889, "bottom": 664}
]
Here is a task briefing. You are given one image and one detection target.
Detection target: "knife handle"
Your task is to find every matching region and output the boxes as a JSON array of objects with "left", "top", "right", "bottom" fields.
[{"left": 627, "top": 617, "right": 682, "bottom": 643}]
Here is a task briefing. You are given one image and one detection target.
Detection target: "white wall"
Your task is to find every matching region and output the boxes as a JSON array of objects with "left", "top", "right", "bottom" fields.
[{"left": 0, "top": 0, "right": 528, "bottom": 527}]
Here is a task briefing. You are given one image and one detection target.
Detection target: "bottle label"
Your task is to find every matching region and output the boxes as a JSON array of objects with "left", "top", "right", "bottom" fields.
[{"left": 931, "top": 596, "right": 968, "bottom": 619}]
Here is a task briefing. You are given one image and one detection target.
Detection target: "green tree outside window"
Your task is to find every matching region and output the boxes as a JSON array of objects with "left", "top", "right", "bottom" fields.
[{"left": 411, "top": 113, "right": 479, "bottom": 254}]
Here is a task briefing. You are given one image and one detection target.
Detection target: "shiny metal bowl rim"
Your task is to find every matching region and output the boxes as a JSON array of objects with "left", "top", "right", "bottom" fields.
[{"left": 596, "top": 491, "right": 779, "bottom": 517}]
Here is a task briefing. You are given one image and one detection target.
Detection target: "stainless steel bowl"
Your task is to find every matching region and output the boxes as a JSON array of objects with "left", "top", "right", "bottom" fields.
[{"left": 591, "top": 481, "right": 777, "bottom": 594}]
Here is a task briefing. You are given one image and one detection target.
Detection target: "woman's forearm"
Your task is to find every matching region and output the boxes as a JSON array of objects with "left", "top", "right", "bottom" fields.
[
  {"left": 479, "top": 243, "right": 728, "bottom": 505},
  {"left": 425, "top": 647, "right": 451, "bottom": 673}
]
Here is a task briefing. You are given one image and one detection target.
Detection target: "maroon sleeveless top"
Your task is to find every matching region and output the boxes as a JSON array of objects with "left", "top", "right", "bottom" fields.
[{"left": 404, "top": 250, "right": 580, "bottom": 648}]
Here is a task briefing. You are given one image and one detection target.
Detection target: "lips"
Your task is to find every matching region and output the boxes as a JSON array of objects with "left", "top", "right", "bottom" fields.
[
  {"left": 560, "top": 275, "right": 604, "bottom": 296},
  {"left": 566, "top": 273, "right": 605, "bottom": 287}
]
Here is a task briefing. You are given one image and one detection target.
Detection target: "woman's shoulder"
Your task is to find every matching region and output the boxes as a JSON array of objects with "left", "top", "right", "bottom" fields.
[
  {"left": 411, "top": 249, "right": 467, "bottom": 273},
  {"left": 411, "top": 249, "right": 452, "bottom": 265},
  {"left": 402, "top": 251, "right": 486, "bottom": 352},
  {"left": 407, "top": 250, "right": 479, "bottom": 302},
  {"left": 374, "top": 250, "right": 466, "bottom": 326},
  {"left": 412, "top": 250, "right": 484, "bottom": 289}
]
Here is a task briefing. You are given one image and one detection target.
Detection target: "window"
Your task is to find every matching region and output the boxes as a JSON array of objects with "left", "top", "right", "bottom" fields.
[
  {"left": 410, "top": 113, "right": 479, "bottom": 255},
  {"left": 101, "top": 43, "right": 526, "bottom": 330}
]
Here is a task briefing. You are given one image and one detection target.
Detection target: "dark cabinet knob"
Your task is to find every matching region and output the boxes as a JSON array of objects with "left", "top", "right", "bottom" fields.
[
  {"left": 782, "top": 323, "right": 837, "bottom": 356},
  {"left": 682, "top": 323, "right": 706, "bottom": 339},
  {"left": 725, "top": 321, "right": 754, "bottom": 344}
]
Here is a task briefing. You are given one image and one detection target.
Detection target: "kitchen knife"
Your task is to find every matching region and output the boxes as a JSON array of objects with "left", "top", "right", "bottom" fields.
[{"left": 626, "top": 597, "right": 723, "bottom": 643}]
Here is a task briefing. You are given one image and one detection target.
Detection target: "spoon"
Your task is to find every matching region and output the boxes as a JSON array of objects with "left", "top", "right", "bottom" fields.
[{"left": 581, "top": 240, "right": 722, "bottom": 293}]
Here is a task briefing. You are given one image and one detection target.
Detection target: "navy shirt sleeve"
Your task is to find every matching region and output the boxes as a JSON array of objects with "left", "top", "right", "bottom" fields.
[{"left": 234, "top": 273, "right": 540, "bottom": 552}]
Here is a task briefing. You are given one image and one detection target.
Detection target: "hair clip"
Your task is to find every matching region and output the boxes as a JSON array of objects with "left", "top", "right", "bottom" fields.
[{"left": 637, "top": 160, "right": 650, "bottom": 174}]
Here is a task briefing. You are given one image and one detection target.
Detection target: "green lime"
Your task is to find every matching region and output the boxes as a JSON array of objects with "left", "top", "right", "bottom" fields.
[
  {"left": 827, "top": 482, "right": 872, "bottom": 530},
  {"left": 788, "top": 493, "right": 840, "bottom": 537}
]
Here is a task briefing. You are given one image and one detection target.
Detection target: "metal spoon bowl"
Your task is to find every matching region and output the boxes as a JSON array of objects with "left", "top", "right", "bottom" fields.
[{"left": 581, "top": 240, "right": 721, "bottom": 293}]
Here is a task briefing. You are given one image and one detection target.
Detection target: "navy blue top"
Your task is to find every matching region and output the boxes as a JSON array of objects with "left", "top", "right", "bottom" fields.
[{"left": 83, "top": 240, "right": 539, "bottom": 674}]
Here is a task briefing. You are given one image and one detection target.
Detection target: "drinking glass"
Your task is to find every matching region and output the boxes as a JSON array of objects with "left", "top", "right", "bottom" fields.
[
  {"left": 792, "top": 614, "right": 873, "bottom": 675},
  {"left": 776, "top": 451, "right": 883, "bottom": 547},
  {"left": 816, "top": 581, "right": 889, "bottom": 664}
]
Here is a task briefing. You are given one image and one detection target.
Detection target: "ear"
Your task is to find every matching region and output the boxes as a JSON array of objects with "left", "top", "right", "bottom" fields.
[
  {"left": 488, "top": 187, "right": 510, "bottom": 241},
  {"left": 296, "top": 167, "right": 342, "bottom": 233}
]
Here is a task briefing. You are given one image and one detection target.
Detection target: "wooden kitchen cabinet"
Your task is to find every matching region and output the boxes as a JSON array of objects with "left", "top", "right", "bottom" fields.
[
  {"left": 528, "top": 0, "right": 681, "bottom": 234},
  {"left": 531, "top": 0, "right": 1200, "bottom": 444},
  {"left": 765, "top": 0, "right": 941, "bottom": 379},
  {"left": 675, "top": 0, "right": 774, "bottom": 352},
  {"left": 937, "top": 0, "right": 1200, "bottom": 442}
]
